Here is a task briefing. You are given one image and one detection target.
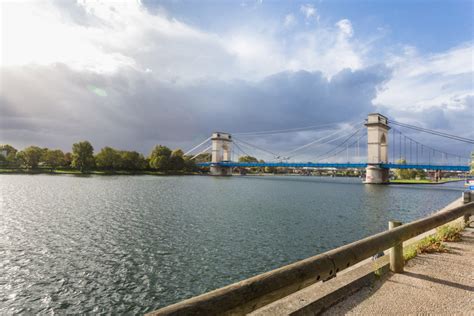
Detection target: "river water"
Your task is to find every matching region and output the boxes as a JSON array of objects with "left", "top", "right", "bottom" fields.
[{"left": 0, "top": 174, "right": 465, "bottom": 313}]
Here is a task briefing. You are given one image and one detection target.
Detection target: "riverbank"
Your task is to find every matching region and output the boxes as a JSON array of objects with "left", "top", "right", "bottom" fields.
[{"left": 0, "top": 168, "right": 201, "bottom": 176}]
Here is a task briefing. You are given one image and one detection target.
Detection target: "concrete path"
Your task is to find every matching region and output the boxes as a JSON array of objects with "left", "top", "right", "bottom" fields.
[{"left": 324, "top": 225, "right": 474, "bottom": 315}]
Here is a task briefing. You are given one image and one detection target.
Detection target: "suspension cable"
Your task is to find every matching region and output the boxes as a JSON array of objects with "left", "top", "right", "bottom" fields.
[
  {"left": 283, "top": 122, "right": 363, "bottom": 157},
  {"left": 233, "top": 138, "right": 280, "bottom": 159},
  {"left": 232, "top": 121, "right": 352, "bottom": 136},
  {"left": 184, "top": 137, "right": 211, "bottom": 155},
  {"left": 319, "top": 131, "right": 367, "bottom": 162},
  {"left": 190, "top": 145, "right": 212, "bottom": 160},
  {"left": 392, "top": 127, "right": 469, "bottom": 160},
  {"left": 313, "top": 128, "right": 365, "bottom": 161},
  {"left": 390, "top": 120, "right": 474, "bottom": 144}
]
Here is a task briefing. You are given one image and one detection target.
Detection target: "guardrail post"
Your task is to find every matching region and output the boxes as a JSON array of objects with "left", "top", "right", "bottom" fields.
[
  {"left": 463, "top": 191, "right": 471, "bottom": 204},
  {"left": 389, "top": 221, "right": 404, "bottom": 273}
]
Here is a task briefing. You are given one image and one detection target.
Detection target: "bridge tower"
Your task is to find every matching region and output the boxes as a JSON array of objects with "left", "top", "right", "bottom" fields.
[
  {"left": 210, "top": 132, "right": 233, "bottom": 176},
  {"left": 365, "top": 113, "right": 390, "bottom": 184}
]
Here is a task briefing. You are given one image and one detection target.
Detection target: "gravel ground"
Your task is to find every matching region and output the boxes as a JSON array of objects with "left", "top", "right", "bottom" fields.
[{"left": 323, "top": 224, "right": 474, "bottom": 315}]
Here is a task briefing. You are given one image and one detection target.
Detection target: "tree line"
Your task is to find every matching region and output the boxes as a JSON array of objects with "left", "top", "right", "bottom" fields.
[{"left": 0, "top": 142, "right": 211, "bottom": 173}]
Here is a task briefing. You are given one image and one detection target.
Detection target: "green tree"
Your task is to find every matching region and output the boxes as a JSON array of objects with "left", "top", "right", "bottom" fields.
[
  {"left": 238, "top": 155, "right": 258, "bottom": 163},
  {"left": 471, "top": 152, "right": 474, "bottom": 176},
  {"left": 42, "top": 149, "right": 65, "bottom": 171},
  {"left": 17, "top": 146, "right": 43, "bottom": 168},
  {"left": 194, "top": 153, "right": 211, "bottom": 163},
  {"left": 183, "top": 156, "right": 197, "bottom": 172},
  {"left": 119, "top": 151, "right": 147, "bottom": 170},
  {"left": 264, "top": 166, "right": 276, "bottom": 173},
  {"left": 394, "top": 159, "right": 417, "bottom": 179},
  {"left": 0, "top": 144, "right": 18, "bottom": 166},
  {"left": 64, "top": 152, "right": 73, "bottom": 167},
  {"left": 415, "top": 169, "right": 426, "bottom": 180},
  {"left": 95, "top": 147, "right": 121, "bottom": 169},
  {"left": 72, "top": 141, "right": 95, "bottom": 172},
  {"left": 149, "top": 145, "right": 172, "bottom": 170},
  {"left": 169, "top": 149, "right": 185, "bottom": 170}
]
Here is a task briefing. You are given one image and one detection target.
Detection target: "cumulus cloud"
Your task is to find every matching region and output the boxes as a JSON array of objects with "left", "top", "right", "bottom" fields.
[
  {"left": 336, "top": 19, "right": 354, "bottom": 38},
  {"left": 300, "top": 4, "right": 319, "bottom": 23},
  {"left": 375, "top": 44, "right": 473, "bottom": 111},
  {"left": 374, "top": 43, "right": 473, "bottom": 155},
  {"left": 0, "top": 0, "right": 364, "bottom": 81}
]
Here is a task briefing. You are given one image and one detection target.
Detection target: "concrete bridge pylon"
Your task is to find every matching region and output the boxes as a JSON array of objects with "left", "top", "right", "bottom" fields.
[
  {"left": 364, "top": 113, "right": 390, "bottom": 184},
  {"left": 210, "top": 132, "right": 233, "bottom": 176}
]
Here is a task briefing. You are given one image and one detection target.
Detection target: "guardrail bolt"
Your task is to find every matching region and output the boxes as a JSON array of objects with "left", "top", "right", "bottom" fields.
[{"left": 389, "top": 220, "right": 404, "bottom": 273}]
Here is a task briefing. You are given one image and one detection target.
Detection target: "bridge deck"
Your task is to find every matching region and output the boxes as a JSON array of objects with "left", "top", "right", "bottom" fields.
[{"left": 197, "top": 162, "right": 469, "bottom": 171}]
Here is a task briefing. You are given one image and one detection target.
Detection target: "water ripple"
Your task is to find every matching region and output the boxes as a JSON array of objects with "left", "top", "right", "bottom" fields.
[{"left": 0, "top": 175, "right": 462, "bottom": 313}]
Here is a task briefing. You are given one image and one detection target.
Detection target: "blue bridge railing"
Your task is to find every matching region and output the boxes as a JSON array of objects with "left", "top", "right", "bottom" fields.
[{"left": 197, "top": 161, "right": 470, "bottom": 172}]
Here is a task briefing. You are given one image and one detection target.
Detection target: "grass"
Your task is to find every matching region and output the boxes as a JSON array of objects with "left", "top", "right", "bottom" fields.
[
  {"left": 436, "top": 223, "right": 464, "bottom": 242},
  {"left": 0, "top": 168, "right": 199, "bottom": 176},
  {"left": 390, "top": 178, "right": 464, "bottom": 184},
  {"left": 403, "top": 235, "right": 446, "bottom": 262},
  {"left": 403, "top": 222, "right": 465, "bottom": 262}
]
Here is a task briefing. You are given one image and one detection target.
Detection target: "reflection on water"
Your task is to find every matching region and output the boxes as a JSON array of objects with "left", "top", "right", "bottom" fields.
[{"left": 0, "top": 175, "right": 463, "bottom": 313}]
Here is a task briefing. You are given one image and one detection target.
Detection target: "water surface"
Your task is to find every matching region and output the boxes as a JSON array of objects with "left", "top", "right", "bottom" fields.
[{"left": 0, "top": 175, "right": 464, "bottom": 313}]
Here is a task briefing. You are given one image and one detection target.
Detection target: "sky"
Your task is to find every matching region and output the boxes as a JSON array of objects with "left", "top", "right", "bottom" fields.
[{"left": 0, "top": 0, "right": 473, "bottom": 160}]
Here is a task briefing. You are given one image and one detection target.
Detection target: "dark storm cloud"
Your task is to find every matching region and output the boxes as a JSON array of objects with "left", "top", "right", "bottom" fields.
[{"left": 0, "top": 63, "right": 392, "bottom": 153}]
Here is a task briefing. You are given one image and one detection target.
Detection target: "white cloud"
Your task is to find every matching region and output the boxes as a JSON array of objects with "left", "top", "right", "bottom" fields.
[
  {"left": 284, "top": 14, "right": 296, "bottom": 28},
  {"left": 300, "top": 4, "right": 319, "bottom": 23},
  {"left": 0, "top": 0, "right": 367, "bottom": 80},
  {"left": 375, "top": 43, "right": 473, "bottom": 111},
  {"left": 336, "top": 19, "right": 353, "bottom": 38}
]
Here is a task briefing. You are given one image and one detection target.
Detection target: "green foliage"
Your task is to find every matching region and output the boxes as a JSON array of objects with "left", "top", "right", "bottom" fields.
[
  {"left": 72, "top": 141, "right": 95, "bottom": 172},
  {"left": 16, "top": 146, "right": 43, "bottom": 168},
  {"left": 416, "top": 235, "right": 446, "bottom": 254},
  {"left": 264, "top": 166, "right": 276, "bottom": 173},
  {"left": 238, "top": 155, "right": 258, "bottom": 163},
  {"left": 0, "top": 144, "right": 18, "bottom": 165},
  {"left": 64, "top": 152, "right": 73, "bottom": 167},
  {"left": 194, "top": 153, "right": 211, "bottom": 163},
  {"left": 169, "top": 149, "right": 185, "bottom": 170},
  {"left": 42, "top": 149, "right": 65, "bottom": 170},
  {"left": 3, "top": 142, "right": 197, "bottom": 174},
  {"left": 119, "top": 151, "right": 147, "bottom": 170},
  {"left": 403, "top": 246, "right": 418, "bottom": 262},
  {"left": 183, "top": 156, "right": 197, "bottom": 172},
  {"left": 471, "top": 152, "right": 474, "bottom": 175},
  {"left": 403, "top": 233, "right": 452, "bottom": 263},
  {"left": 96, "top": 147, "right": 122, "bottom": 169},
  {"left": 436, "top": 223, "right": 464, "bottom": 242},
  {"left": 149, "top": 145, "right": 172, "bottom": 170},
  {"left": 394, "top": 159, "right": 423, "bottom": 180}
]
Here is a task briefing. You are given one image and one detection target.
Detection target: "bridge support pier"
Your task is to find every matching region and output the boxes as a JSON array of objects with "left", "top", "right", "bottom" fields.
[
  {"left": 210, "top": 132, "right": 233, "bottom": 176},
  {"left": 365, "top": 165, "right": 390, "bottom": 184},
  {"left": 365, "top": 113, "right": 390, "bottom": 184}
]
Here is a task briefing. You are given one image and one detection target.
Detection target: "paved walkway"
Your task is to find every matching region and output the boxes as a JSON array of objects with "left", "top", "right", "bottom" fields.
[{"left": 324, "top": 225, "right": 474, "bottom": 315}]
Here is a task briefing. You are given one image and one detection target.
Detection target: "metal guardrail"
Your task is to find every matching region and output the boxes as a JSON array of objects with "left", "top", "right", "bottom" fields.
[{"left": 149, "top": 202, "right": 474, "bottom": 316}]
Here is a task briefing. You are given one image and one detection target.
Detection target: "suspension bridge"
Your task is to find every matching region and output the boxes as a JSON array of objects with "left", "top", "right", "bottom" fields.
[{"left": 185, "top": 113, "right": 473, "bottom": 184}]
